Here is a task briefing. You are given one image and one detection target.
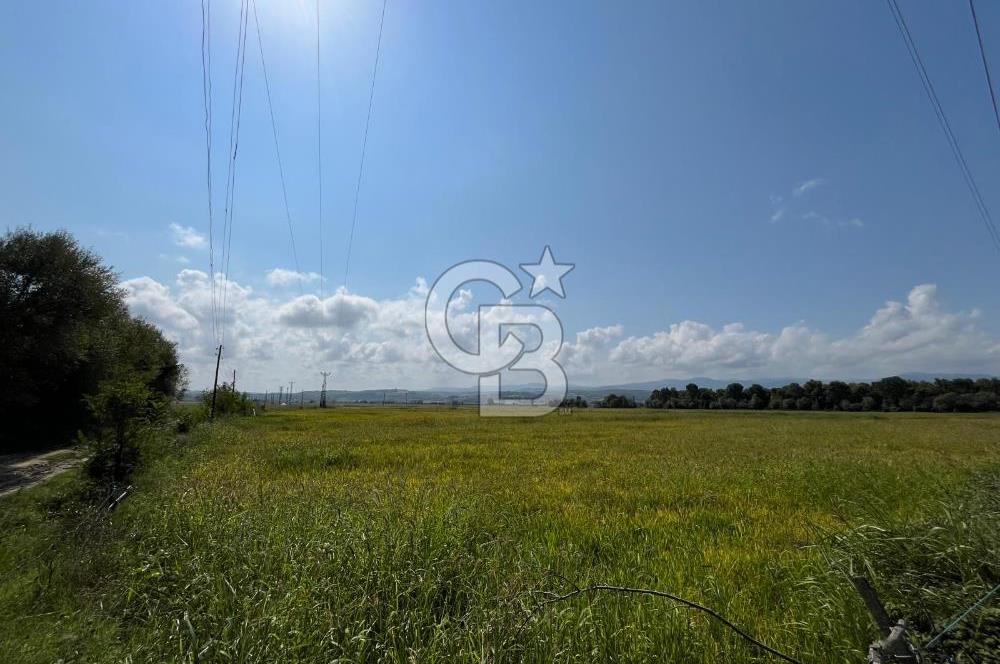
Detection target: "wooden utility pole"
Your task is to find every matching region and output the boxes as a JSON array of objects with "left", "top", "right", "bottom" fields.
[
  {"left": 210, "top": 344, "right": 223, "bottom": 419},
  {"left": 232, "top": 369, "right": 236, "bottom": 391},
  {"left": 320, "top": 371, "right": 330, "bottom": 408}
]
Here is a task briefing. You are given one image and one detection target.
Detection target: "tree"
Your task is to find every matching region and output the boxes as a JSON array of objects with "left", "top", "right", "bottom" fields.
[
  {"left": 201, "top": 384, "right": 250, "bottom": 417},
  {"left": 1, "top": 228, "right": 184, "bottom": 453},
  {"left": 599, "top": 393, "right": 637, "bottom": 408},
  {"left": 826, "top": 381, "right": 850, "bottom": 409},
  {"left": 1, "top": 229, "right": 123, "bottom": 450},
  {"left": 747, "top": 384, "right": 769, "bottom": 409},
  {"left": 643, "top": 377, "right": 1000, "bottom": 413},
  {"left": 86, "top": 379, "right": 160, "bottom": 481},
  {"left": 873, "top": 376, "right": 909, "bottom": 410}
]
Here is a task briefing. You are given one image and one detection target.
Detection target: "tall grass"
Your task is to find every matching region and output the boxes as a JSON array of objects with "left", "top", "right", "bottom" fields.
[{"left": 1, "top": 408, "right": 998, "bottom": 662}]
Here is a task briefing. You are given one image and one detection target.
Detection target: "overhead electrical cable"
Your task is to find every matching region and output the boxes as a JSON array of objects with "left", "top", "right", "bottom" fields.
[
  {"left": 886, "top": 0, "right": 1000, "bottom": 254},
  {"left": 250, "top": 0, "right": 304, "bottom": 296},
  {"left": 343, "top": 0, "right": 388, "bottom": 290},
  {"left": 220, "top": 0, "right": 250, "bottom": 345},
  {"left": 316, "top": 0, "right": 324, "bottom": 298},
  {"left": 968, "top": 0, "right": 1000, "bottom": 137},
  {"left": 200, "top": 0, "right": 219, "bottom": 344}
]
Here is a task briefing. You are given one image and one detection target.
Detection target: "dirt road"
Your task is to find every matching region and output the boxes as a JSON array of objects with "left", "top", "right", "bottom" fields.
[{"left": 0, "top": 448, "right": 85, "bottom": 498}]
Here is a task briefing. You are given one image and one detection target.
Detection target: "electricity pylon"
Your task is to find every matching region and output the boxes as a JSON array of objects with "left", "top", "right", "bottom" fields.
[{"left": 320, "top": 371, "right": 331, "bottom": 408}]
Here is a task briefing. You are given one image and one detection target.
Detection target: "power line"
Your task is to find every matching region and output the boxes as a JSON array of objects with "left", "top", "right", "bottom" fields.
[
  {"left": 316, "top": 0, "right": 324, "bottom": 299},
  {"left": 885, "top": 0, "right": 1000, "bottom": 254},
  {"left": 969, "top": 0, "right": 1000, "bottom": 138},
  {"left": 536, "top": 584, "right": 803, "bottom": 664},
  {"left": 220, "top": 0, "right": 250, "bottom": 345},
  {"left": 250, "top": 0, "right": 303, "bottom": 295},
  {"left": 924, "top": 582, "right": 1000, "bottom": 649},
  {"left": 343, "top": 0, "right": 388, "bottom": 290},
  {"left": 200, "top": 0, "right": 219, "bottom": 344}
]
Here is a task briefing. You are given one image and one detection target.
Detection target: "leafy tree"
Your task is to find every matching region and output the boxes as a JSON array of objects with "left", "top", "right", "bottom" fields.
[
  {"left": 599, "top": 393, "right": 637, "bottom": 408},
  {"left": 724, "top": 382, "right": 745, "bottom": 401},
  {"left": 873, "top": 376, "right": 909, "bottom": 410},
  {"left": 201, "top": 384, "right": 252, "bottom": 417},
  {"left": 559, "top": 395, "right": 589, "bottom": 409},
  {"left": 644, "top": 376, "right": 1000, "bottom": 413},
  {"left": 85, "top": 379, "right": 161, "bottom": 481},
  {"left": 826, "top": 381, "right": 850, "bottom": 409},
  {"left": 747, "top": 384, "right": 769, "bottom": 409},
  {"left": 1, "top": 228, "right": 184, "bottom": 453}
]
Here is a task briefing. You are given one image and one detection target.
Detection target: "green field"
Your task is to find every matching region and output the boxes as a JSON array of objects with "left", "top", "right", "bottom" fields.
[{"left": 2, "top": 408, "right": 998, "bottom": 662}]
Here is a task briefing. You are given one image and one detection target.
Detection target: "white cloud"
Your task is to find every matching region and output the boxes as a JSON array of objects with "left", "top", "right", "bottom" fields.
[
  {"left": 604, "top": 284, "right": 997, "bottom": 380},
  {"left": 169, "top": 223, "right": 207, "bottom": 249},
  {"left": 277, "top": 289, "right": 379, "bottom": 328},
  {"left": 769, "top": 179, "right": 863, "bottom": 230},
  {"left": 265, "top": 268, "right": 323, "bottom": 286},
  {"left": 793, "top": 178, "right": 826, "bottom": 197},
  {"left": 121, "top": 276, "right": 200, "bottom": 337},
  {"left": 119, "top": 272, "right": 1000, "bottom": 392}
]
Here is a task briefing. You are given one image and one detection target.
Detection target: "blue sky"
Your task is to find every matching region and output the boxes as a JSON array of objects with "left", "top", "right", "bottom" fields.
[{"left": 3, "top": 1, "right": 1000, "bottom": 391}]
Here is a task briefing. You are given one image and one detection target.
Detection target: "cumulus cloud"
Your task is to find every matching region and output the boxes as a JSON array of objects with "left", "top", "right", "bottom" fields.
[
  {"left": 168, "top": 223, "right": 207, "bottom": 249},
  {"left": 119, "top": 271, "right": 1000, "bottom": 391},
  {"left": 277, "top": 290, "right": 379, "bottom": 328},
  {"left": 265, "top": 268, "right": 323, "bottom": 286},
  {"left": 120, "top": 271, "right": 450, "bottom": 391},
  {"left": 605, "top": 284, "right": 997, "bottom": 380},
  {"left": 121, "top": 276, "right": 200, "bottom": 337}
]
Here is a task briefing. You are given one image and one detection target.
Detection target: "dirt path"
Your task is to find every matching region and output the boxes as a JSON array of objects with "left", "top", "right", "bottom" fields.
[{"left": 0, "top": 448, "right": 85, "bottom": 498}]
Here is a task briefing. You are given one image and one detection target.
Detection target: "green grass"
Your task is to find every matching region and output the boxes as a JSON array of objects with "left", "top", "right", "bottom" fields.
[{"left": 2, "top": 408, "right": 998, "bottom": 662}]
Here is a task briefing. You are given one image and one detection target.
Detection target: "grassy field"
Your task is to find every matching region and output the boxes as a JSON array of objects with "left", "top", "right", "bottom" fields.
[{"left": 2, "top": 408, "right": 998, "bottom": 662}]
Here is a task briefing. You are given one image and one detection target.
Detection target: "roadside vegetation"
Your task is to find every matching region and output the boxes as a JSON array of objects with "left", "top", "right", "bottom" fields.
[
  {"left": 1, "top": 228, "right": 185, "bottom": 484},
  {"left": 1, "top": 408, "right": 996, "bottom": 662}
]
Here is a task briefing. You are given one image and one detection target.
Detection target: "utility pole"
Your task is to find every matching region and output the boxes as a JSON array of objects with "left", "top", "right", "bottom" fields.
[
  {"left": 289, "top": 381, "right": 294, "bottom": 406},
  {"left": 232, "top": 369, "right": 237, "bottom": 391},
  {"left": 210, "top": 344, "right": 223, "bottom": 419},
  {"left": 279, "top": 385, "right": 283, "bottom": 405},
  {"left": 320, "top": 371, "right": 330, "bottom": 408}
]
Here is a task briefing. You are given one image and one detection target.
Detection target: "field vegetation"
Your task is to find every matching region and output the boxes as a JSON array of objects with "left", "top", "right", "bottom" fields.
[{"left": 1, "top": 408, "right": 997, "bottom": 662}]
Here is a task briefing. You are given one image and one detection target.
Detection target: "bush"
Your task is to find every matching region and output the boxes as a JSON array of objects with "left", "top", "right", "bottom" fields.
[
  {"left": 201, "top": 384, "right": 252, "bottom": 417},
  {"left": 174, "top": 404, "right": 208, "bottom": 434},
  {"left": 85, "top": 379, "right": 166, "bottom": 482}
]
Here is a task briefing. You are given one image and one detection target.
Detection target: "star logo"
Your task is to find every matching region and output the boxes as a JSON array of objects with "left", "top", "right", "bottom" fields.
[{"left": 520, "top": 246, "right": 574, "bottom": 298}]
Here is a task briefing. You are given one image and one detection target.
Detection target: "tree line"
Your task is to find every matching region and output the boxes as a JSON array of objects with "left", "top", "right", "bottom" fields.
[
  {"left": 644, "top": 376, "right": 1000, "bottom": 412},
  {"left": 1, "top": 228, "right": 186, "bottom": 480}
]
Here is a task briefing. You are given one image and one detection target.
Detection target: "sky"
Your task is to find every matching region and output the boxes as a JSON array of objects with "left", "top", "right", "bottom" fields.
[{"left": 2, "top": 0, "right": 1000, "bottom": 391}]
